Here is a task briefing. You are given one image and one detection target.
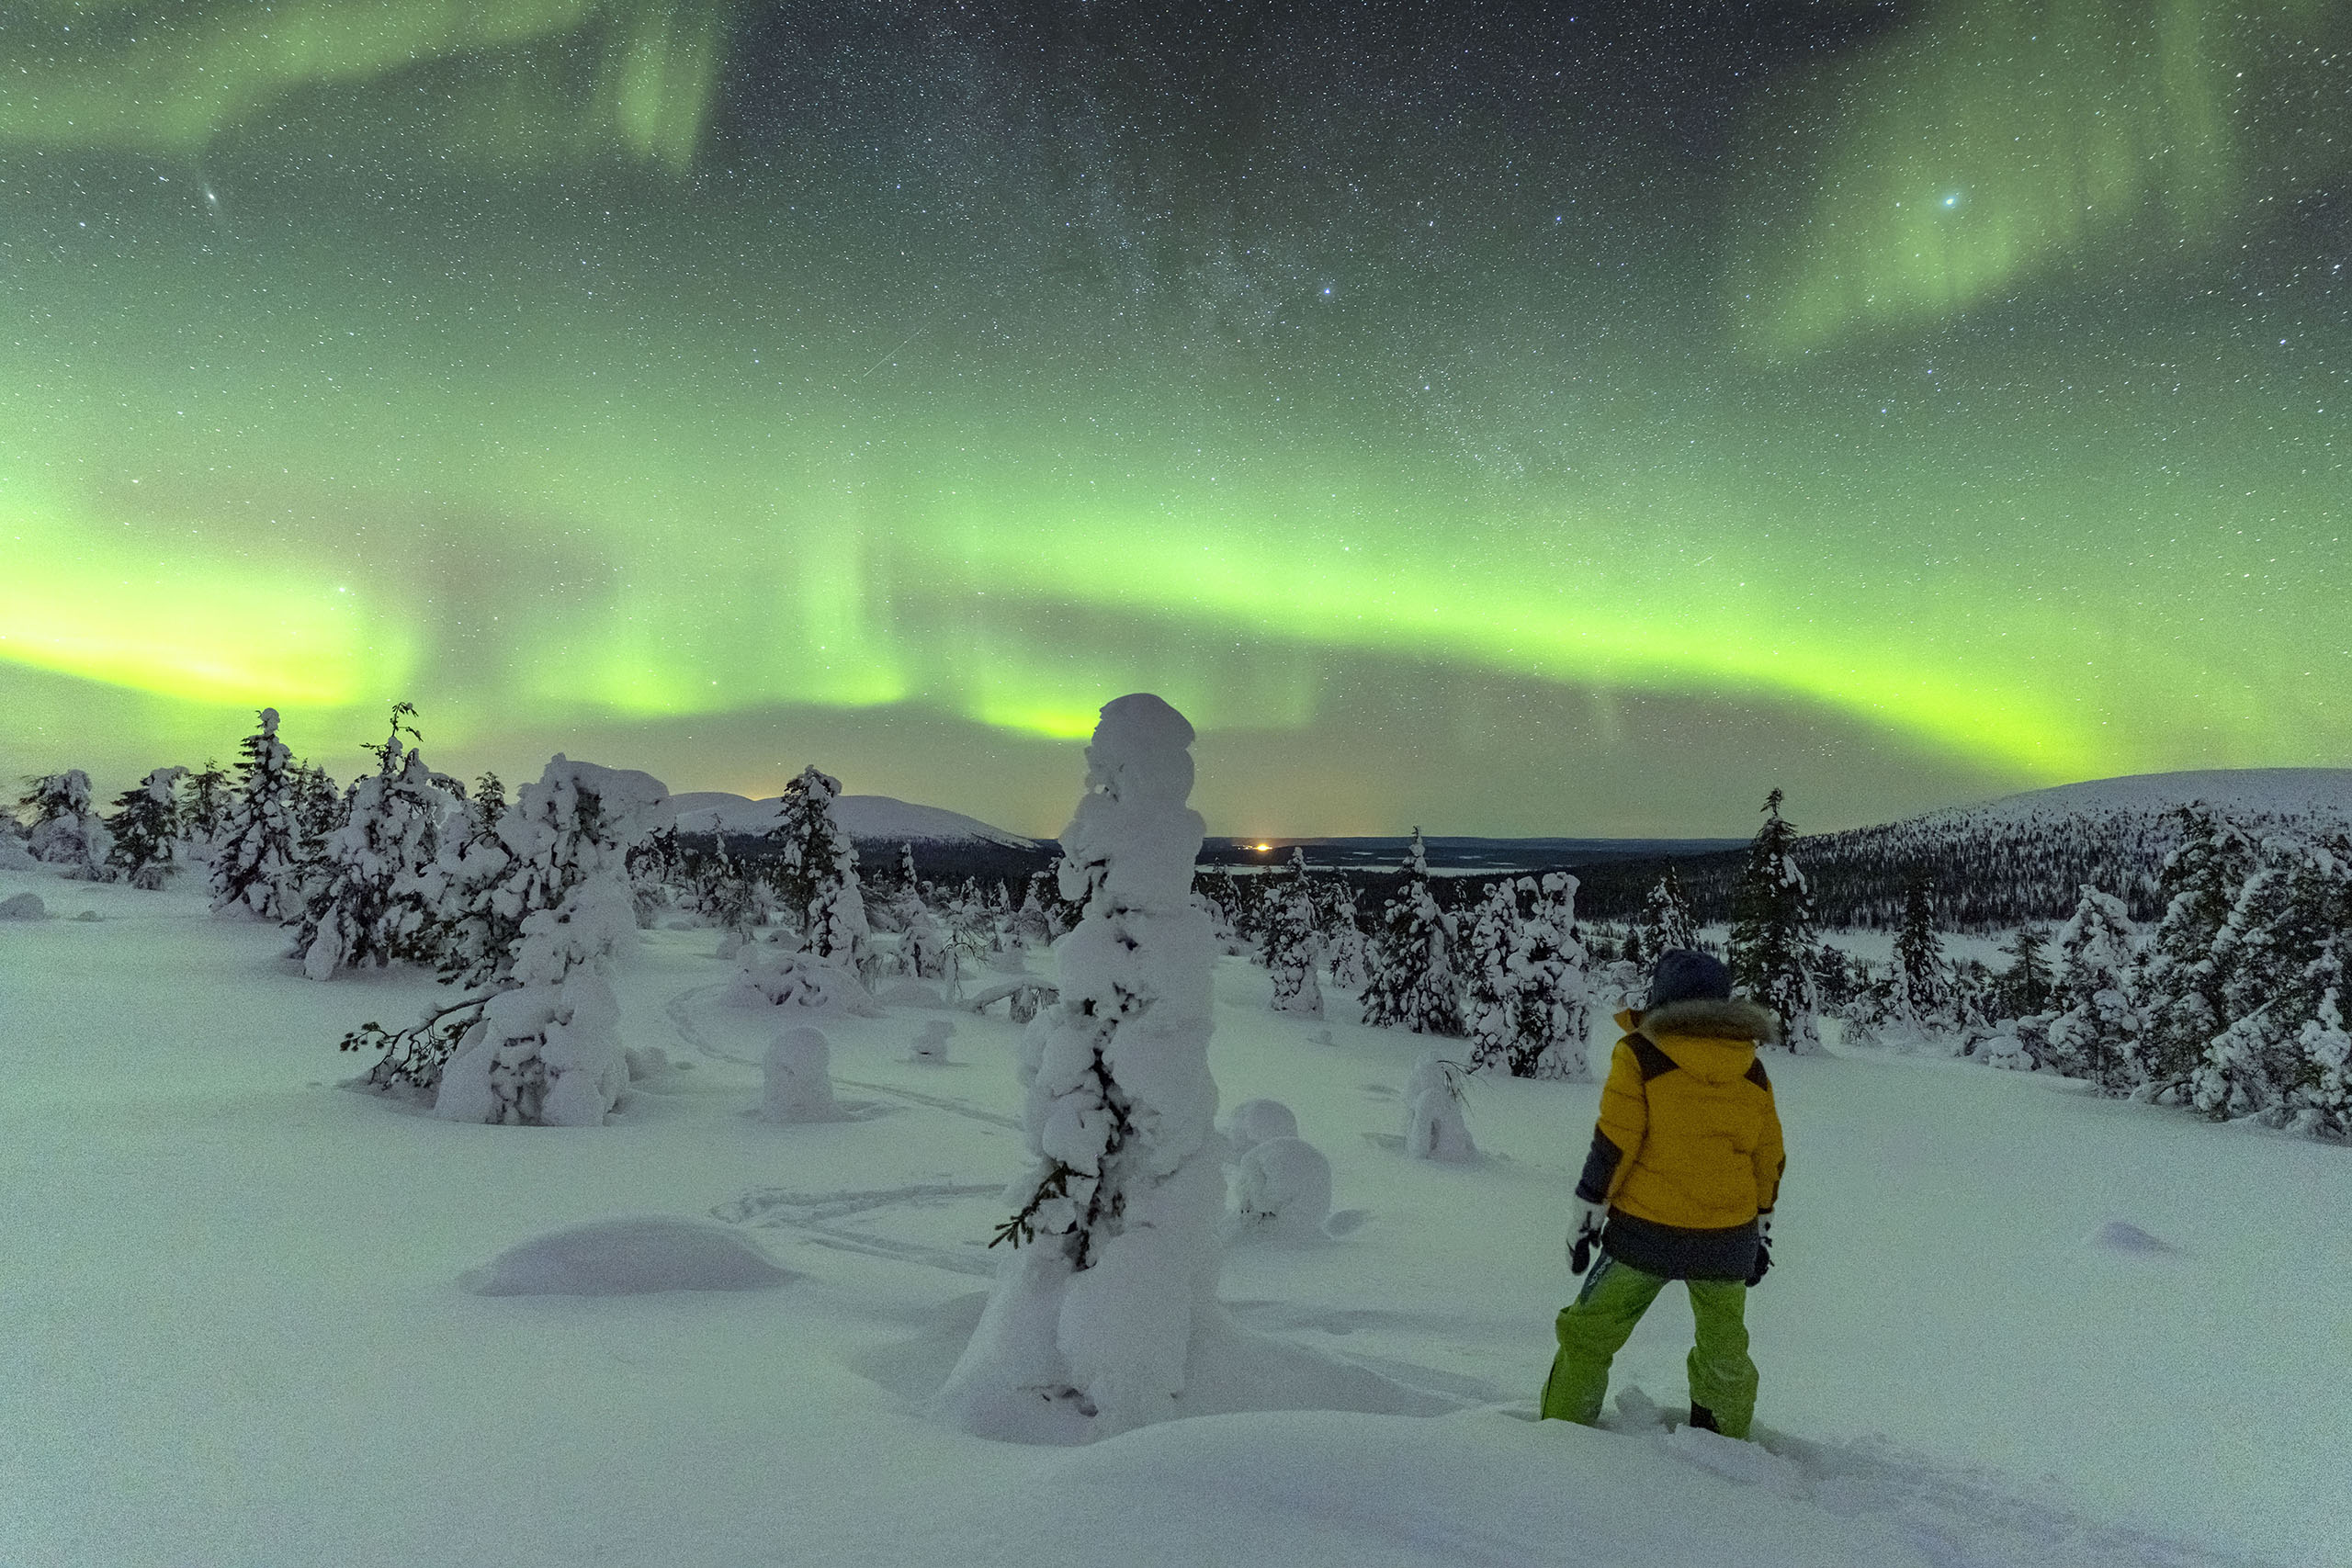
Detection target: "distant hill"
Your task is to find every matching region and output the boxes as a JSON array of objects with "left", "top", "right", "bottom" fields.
[
  {"left": 1573, "top": 768, "right": 2352, "bottom": 931},
  {"left": 670, "top": 792, "right": 1039, "bottom": 851},
  {"left": 1199, "top": 836, "right": 1746, "bottom": 873}
]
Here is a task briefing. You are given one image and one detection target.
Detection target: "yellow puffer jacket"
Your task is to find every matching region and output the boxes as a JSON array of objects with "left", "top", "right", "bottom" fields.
[{"left": 1585, "top": 999, "right": 1785, "bottom": 1230}]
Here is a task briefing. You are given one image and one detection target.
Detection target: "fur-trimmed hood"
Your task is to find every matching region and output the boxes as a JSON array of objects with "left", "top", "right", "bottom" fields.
[
  {"left": 1630, "top": 998, "right": 1782, "bottom": 1045},
  {"left": 1612, "top": 998, "right": 1781, "bottom": 1083}
]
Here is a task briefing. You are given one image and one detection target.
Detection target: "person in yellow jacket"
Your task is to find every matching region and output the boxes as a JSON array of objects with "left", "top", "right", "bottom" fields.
[{"left": 1540, "top": 948, "right": 1785, "bottom": 1439}]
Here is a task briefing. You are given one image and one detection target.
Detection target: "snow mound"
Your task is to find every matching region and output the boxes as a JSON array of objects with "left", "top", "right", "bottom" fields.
[
  {"left": 670, "top": 791, "right": 1037, "bottom": 849},
  {"left": 459, "top": 1216, "right": 793, "bottom": 1296},
  {"left": 2085, "top": 1220, "right": 2177, "bottom": 1256},
  {"left": 1225, "top": 1098, "right": 1299, "bottom": 1156},
  {"left": 0, "top": 839, "right": 38, "bottom": 873},
  {"left": 0, "top": 891, "right": 48, "bottom": 919}
]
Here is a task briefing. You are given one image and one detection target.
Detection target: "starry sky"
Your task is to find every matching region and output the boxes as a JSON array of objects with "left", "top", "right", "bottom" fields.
[{"left": 2, "top": 1, "right": 2345, "bottom": 837}]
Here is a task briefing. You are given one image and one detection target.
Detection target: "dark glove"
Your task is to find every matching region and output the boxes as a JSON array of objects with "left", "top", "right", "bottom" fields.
[
  {"left": 1747, "top": 1212, "right": 1774, "bottom": 1288},
  {"left": 1566, "top": 1197, "right": 1607, "bottom": 1275}
]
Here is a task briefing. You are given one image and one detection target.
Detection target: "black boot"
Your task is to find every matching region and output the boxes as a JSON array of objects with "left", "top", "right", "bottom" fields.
[{"left": 1687, "top": 1404, "right": 1720, "bottom": 1433}]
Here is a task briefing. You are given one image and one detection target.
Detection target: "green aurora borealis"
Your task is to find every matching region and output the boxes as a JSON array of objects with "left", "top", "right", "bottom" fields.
[{"left": 2, "top": 1, "right": 2346, "bottom": 836}]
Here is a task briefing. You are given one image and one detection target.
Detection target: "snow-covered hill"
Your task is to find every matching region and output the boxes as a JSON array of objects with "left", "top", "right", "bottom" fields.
[
  {"left": 1925, "top": 768, "right": 2352, "bottom": 831},
  {"left": 671, "top": 791, "right": 1039, "bottom": 851},
  {"left": 1578, "top": 768, "right": 2352, "bottom": 930}
]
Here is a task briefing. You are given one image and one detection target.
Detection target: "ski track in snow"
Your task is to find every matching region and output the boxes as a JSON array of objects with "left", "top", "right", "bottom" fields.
[{"left": 714, "top": 1182, "right": 1007, "bottom": 1280}]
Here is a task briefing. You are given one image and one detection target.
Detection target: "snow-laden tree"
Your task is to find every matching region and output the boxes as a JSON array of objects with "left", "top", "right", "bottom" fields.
[
  {"left": 1509, "top": 874, "right": 1595, "bottom": 1078},
  {"left": 175, "top": 761, "right": 233, "bottom": 858},
  {"left": 1636, "top": 867, "right": 1699, "bottom": 963},
  {"left": 2191, "top": 837, "right": 2351, "bottom": 1127},
  {"left": 209, "top": 709, "right": 305, "bottom": 921},
  {"left": 17, "top": 769, "right": 112, "bottom": 878},
  {"left": 937, "top": 694, "right": 1225, "bottom": 1441},
  {"left": 1262, "top": 852, "right": 1323, "bottom": 1017},
  {"left": 288, "top": 761, "right": 344, "bottom": 865},
  {"left": 1991, "top": 925, "right": 2053, "bottom": 1020},
  {"left": 1463, "top": 880, "right": 1521, "bottom": 1067},
  {"left": 2129, "top": 807, "right": 2257, "bottom": 1096},
  {"left": 291, "top": 712, "right": 462, "bottom": 981},
  {"left": 769, "top": 765, "right": 867, "bottom": 963},
  {"left": 1360, "top": 831, "right": 1464, "bottom": 1035},
  {"left": 343, "top": 757, "right": 670, "bottom": 1125},
  {"left": 1728, "top": 788, "right": 1820, "bottom": 1053},
  {"left": 2043, "top": 886, "right": 2143, "bottom": 1091},
  {"left": 1887, "top": 874, "right": 1955, "bottom": 1035},
  {"left": 103, "top": 767, "right": 188, "bottom": 889}
]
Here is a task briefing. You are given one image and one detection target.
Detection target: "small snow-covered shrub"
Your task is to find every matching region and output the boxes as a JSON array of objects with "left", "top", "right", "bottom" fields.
[
  {"left": 433, "top": 964, "right": 628, "bottom": 1127},
  {"left": 762, "top": 1025, "right": 843, "bottom": 1122},
  {"left": 1403, "top": 1053, "right": 1476, "bottom": 1162},
  {"left": 1226, "top": 1098, "right": 1299, "bottom": 1157},
  {"left": 1232, "top": 1136, "right": 1333, "bottom": 1242},
  {"left": 910, "top": 1019, "right": 956, "bottom": 1063},
  {"left": 0, "top": 891, "right": 49, "bottom": 920},
  {"left": 728, "top": 932, "right": 875, "bottom": 1015}
]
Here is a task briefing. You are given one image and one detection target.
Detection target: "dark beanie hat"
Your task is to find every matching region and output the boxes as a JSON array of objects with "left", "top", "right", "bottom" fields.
[{"left": 1649, "top": 948, "right": 1732, "bottom": 1008}]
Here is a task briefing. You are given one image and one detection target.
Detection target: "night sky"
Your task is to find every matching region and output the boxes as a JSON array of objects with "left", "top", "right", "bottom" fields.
[{"left": 3, "top": 1, "right": 2345, "bottom": 837}]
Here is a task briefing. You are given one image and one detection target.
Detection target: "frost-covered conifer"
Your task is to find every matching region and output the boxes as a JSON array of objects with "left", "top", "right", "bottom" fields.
[
  {"left": 424, "top": 759, "right": 670, "bottom": 1126},
  {"left": 1463, "top": 880, "right": 1521, "bottom": 1068},
  {"left": 1728, "top": 789, "right": 1820, "bottom": 1053},
  {"left": 903, "top": 904, "right": 954, "bottom": 982},
  {"left": 1887, "top": 875, "right": 1954, "bottom": 1035},
  {"left": 2130, "top": 807, "right": 2256, "bottom": 1095},
  {"left": 175, "top": 761, "right": 232, "bottom": 858},
  {"left": 1472, "top": 874, "right": 1592, "bottom": 1077},
  {"left": 1636, "top": 868, "right": 1699, "bottom": 962},
  {"left": 938, "top": 694, "right": 1224, "bottom": 1441},
  {"left": 209, "top": 709, "right": 305, "bottom": 920},
  {"left": 768, "top": 765, "right": 866, "bottom": 963},
  {"left": 2043, "top": 886, "right": 2143, "bottom": 1091},
  {"left": 2191, "top": 837, "right": 2351, "bottom": 1127},
  {"left": 17, "top": 769, "right": 113, "bottom": 878},
  {"left": 292, "top": 710, "right": 460, "bottom": 981},
  {"left": 1263, "top": 852, "right": 1324, "bottom": 1016},
  {"left": 1994, "top": 925, "right": 2053, "bottom": 1020},
  {"left": 103, "top": 767, "right": 188, "bottom": 889},
  {"left": 1360, "top": 832, "right": 1464, "bottom": 1035},
  {"left": 1319, "top": 878, "right": 1369, "bottom": 992},
  {"left": 344, "top": 757, "right": 669, "bottom": 1125}
]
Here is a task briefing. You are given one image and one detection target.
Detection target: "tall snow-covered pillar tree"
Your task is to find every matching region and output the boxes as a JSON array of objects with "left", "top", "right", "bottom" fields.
[
  {"left": 936, "top": 694, "right": 1224, "bottom": 1442},
  {"left": 1728, "top": 788, "right": 1821, "bottom": 1053}
]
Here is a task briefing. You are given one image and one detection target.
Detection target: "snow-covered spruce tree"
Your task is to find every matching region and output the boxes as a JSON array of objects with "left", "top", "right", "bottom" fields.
[
  {"left": 2043, "top": 886, "right": 2143, "bottom": 1091},
  {"left": 342, "top": 757, "right": 669, "bottom": 1124},
  {"left": 2191, "top": 837, "right": 2352, "bottom": 1128},
  {"left": 209, "top": 709, "right": 305, "bottom": 920},
  {"left": 1508, "top": 873, "right": 1595, "bottom": 1079},
  {"left": 1636, "top": 867, "right": 1699, "bottom": 963},
  {"left": 1887, "top": 874, "right": 1954, "bottom": 1037},
  {"left": 1727, "top": 788, "right": 1820, "bottom": 1053},
  {"left": 937, "top": 694, "right": 1225, "bottom": 1441},
  {"left": 1993, "top": 925, "right": 2053, "bottom": 1020},
  {"left": 1359, "top": 830, "right": 1464, "bottom": 1035},
  {"left": 292, "top": 710, "right": 461, "bottom": 981},
  {"left": 103, "top": 767, "right": 188, "bottom": 889},
  {"left": 175, "top": 760, "right": 232, "bottom": 859},
  {"left": 1262, "top": 851, "right": 1323, "bottom": 1017},
  {"left": 2129, "top": 807, "right": 2257, "bottom": 1098},
  {"left": 1464, "top": 879, "right": 1522, "bottom": 1070},
  {"left": 767, "top": 765, "right": 867, "bottom": 962},
  {"left": 17, "top": 769, "right": 113, "bottom": 878}
]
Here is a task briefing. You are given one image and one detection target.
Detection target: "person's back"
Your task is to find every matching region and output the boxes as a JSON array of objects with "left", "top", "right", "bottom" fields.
[{"left": 1540, "top": 948, "right": 1784, "bottom": 1438}]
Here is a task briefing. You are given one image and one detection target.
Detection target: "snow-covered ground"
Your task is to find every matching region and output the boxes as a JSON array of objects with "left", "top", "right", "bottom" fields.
[{"left": 3, "top": 868, "right": 2343, "bottom": 1568}]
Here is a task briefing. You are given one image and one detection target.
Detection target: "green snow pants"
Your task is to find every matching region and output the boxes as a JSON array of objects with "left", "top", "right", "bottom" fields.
[{"left": 1539, "top": 1254, "right": 1758, "bottom": 1439}]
